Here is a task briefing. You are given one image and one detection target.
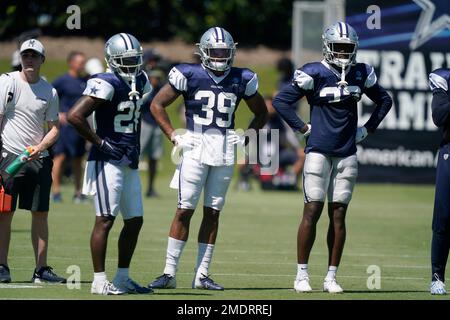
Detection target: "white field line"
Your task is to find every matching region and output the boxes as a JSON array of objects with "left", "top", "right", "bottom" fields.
[
  {"left": 11, "top": 244, "right": 429, "bottom": 259},
  {"left": 0, "top": 284, "right": 43, "bottom": 289},
  {"left": 8, "top": 256, "right": 430, "bottom": 270}
]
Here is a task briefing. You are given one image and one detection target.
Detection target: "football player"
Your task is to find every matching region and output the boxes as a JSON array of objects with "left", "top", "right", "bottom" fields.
[
  {"left": 68, "top": 33, "right": 152, "bottom": 295},
  {"left": 429, "top": 67, "right": 450, "bottom": 295},
  {"left": 148, "top": 27, "right": 267, "bottom": 290},
  {"left": 272, "top": 22, "right": 392, "bottom": 293}
]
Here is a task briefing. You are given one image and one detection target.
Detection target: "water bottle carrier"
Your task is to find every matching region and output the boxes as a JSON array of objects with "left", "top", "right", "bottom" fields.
[{"left": 0, "top": 176, "right": 12, "bottom": 213}]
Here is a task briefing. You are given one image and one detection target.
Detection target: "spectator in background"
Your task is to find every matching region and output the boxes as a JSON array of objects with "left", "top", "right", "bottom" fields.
[
  {"left": 51, "top": 51, "right": 88, "bottom": 203},
  {"left": 277, "top": 57, "right": 295, "bottom": 90},
  {"left": 261, "top": 96, "right": 305, "bottom": 183},
  {"left": 237, "top": 96, "right": 305, "bottom": 191},
  {"left": 140, "top": 49, "right": 165, "bottom": 197}
]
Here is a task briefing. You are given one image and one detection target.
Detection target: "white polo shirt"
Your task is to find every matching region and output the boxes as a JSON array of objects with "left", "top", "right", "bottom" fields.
[{"left": 0, "top": 71, "right": 59, "bottom": 156}]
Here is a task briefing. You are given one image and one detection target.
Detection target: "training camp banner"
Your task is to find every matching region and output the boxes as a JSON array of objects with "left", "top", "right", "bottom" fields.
[{"left": 347, "top": 0, "right": 450, "bottom": 183}]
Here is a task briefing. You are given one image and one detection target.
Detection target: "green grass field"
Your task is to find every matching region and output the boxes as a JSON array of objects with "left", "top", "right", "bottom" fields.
[
  {"left": 0, "top": 180, "right": 447, "bottom": 300},
  {"left": 0, "top": 58, "right": 447, "bottom": 301}
]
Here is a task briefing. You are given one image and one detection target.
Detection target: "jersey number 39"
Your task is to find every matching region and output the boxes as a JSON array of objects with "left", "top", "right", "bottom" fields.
[{"left": 194, "top": 90, "right": 237, "bottom": 128}]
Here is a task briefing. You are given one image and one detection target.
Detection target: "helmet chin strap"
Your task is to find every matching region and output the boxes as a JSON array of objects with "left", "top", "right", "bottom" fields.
[{"left": 128, "top": 75, "right": 140, "bottom": 100}]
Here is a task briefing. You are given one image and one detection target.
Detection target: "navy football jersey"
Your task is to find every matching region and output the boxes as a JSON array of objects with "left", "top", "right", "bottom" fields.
[
  {"left": 429, "top": 68, "right": 450, "bottom": 132},
  {"left": 168, "top": 63, "right": 258, "bottom": 134},
  {"left": 273, "top": 60, "right": 392, "bottom": 157},
  {"left": 83, "top": 71, "right": 152, "bottom": 169}
]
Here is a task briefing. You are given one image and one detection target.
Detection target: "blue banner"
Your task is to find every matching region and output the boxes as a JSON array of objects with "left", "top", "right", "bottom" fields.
[{"left": 347, "top": 0, "right": 450, "bottom": 183}]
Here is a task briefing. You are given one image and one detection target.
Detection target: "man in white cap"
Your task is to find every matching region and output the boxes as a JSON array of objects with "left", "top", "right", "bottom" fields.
[{"left": 0, "top": 39, "right": 66, "bottom": 283}]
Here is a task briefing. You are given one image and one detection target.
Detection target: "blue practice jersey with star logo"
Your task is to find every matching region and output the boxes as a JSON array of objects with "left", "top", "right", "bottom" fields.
[
  {"left": 273, "top": 60, "right": 392, "bottom": 157},
  {"left": 82, "top": 71, "right": 152, "bottom": 169},
  {"left": 168, "top": 63, "right": 258, "bottom": 134}
]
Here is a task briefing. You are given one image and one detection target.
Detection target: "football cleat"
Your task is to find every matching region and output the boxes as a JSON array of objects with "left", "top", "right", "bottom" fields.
[
  {"left": 0, "top": 264, "right": 11, "bottom": 283},
  {"left": 31, "top": 266, "right": 66, "bottom": 284},
  {"left": 323, "top": 278, "right": 344, "bottom": 294},
  {"left": 148, "top": 274, "right": 176, "bottom": 289},
  {"left": 192, "top": 273, "right": 224, "bottom": 291},
  {"left": 91, "top": 281, "right": 126, "bottom": 295},
  {"left": 113, "top": 277, "right": 153, "bottom": 294},
  {"left": 294, "top": 277, "right": 312, "bottom": 293},
  {"left": 430, "top": 274, "right": 446, "bottom": 295}
]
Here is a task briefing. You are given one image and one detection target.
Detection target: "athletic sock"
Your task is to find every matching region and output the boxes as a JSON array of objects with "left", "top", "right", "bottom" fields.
[
  {"left": 325, "top": 266, "right": 338, "bottom": 281},
  {"left": 195, "top": 243, "right": 215, "bottom": 278},
  {"left": 163, "top": 237, "right": 187, "bottom": 276},
  {"left": 297, "top": 264, "right": 309, "bottom": 280}
]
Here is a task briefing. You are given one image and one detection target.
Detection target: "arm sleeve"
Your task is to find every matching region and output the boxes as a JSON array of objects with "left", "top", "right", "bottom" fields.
[
  {"left": 83, "top": 78, "right": 115, "bottom": 101},
  {"left": 272, "top": 84, "right": 307, "bottom": 131},
  {"left": 168, "top": 66, "right": 188, "bottom": 93},
  {"left": 363, "top": 83, "right": 393, "bottom": 132},
  {"left": 45, "top": 88, "right": 60, "bottom": 121},
  {"left": 272, "top": 68, "right": 313, "bottom": 131},
  {"left": 431, "top": 89, "right": 450, "bottom": 127}
]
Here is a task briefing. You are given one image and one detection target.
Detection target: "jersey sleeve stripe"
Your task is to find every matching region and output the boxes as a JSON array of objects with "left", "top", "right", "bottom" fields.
[
  {"left": 364, "top": 67, "right": 378, "bottom": 88},
  {"left": 244, "top": 73, "right": 259, "bottom": 97},
  {"left": 429, "top": 73, "right": 448, "bottom": 92},
  {"left": 293, "top": 69, "right": 314, "bottom": 90},
  {"left": 168, "top": 67, "right": 188, "bottom": 92}
]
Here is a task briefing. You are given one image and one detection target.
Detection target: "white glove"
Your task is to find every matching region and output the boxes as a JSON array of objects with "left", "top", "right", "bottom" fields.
[
  {"left": 355, "top": 126, "right": 368, "bottom": 143},
  {"left": 171, "top": 133, "right": 201, "bottom": 149},
  {"left": 297, "top": 124, "right": 311, "bottom": 140},
  {"left": 170, "top": 132, "right": 201, "bottom": 160},
  {"left": 228, "top": 132, "right": 246, "bottom": 146}
]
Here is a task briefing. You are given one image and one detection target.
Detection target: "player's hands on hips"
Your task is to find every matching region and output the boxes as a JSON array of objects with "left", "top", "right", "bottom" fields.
[
  {"left": 297, "top": 123, "right": 311, "bottom": 140},
  {"left": 350, "top": 91, "right": 361, "bottom": 102},
  {"left": 355, "top": 126, "right": 368, "bottom": 143},
  {"left": 98, "top": 138, "right": 123, "bottom": 159},
  {"left": 171, "top": 132, "right": 201, "bottom": 149},
  {"left": 228, "top": 130, "right": 246, "bottom": 146}
]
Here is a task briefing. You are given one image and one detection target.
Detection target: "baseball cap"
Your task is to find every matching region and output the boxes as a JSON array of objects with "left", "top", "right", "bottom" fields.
[{"left": 20, "top": 39, "right": 45, "bottom": 57}]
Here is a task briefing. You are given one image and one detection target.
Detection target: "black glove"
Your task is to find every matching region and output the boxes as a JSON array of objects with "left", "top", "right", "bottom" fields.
[{"left": 98, "top": 138, "right": 123, "bottom": 160}]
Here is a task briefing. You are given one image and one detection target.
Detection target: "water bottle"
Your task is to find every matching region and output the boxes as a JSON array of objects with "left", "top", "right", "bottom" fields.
[{"left": 5, "top": 146, "right": 34, "bottom": 177}]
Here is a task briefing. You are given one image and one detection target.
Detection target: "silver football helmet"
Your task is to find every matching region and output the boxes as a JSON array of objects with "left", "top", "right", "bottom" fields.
[
  {"left": 322, "top": 22, "right": 359, "bottom": 68},
  {"left": 197, "top": 27, "right": 237, "bottom": 72},
  {"left": 104, "top": 33, "right": 143, "bottom": 81}
]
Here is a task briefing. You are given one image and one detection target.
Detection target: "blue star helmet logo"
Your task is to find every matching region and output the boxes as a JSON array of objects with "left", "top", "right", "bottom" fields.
[{"left": 410, "top": 0, "right": 450, "bottom": 49}]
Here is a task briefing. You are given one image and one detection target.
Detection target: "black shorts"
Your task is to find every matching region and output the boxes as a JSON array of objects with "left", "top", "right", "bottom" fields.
[{"left": 0, "top": 149, "right": 53, "bottom": 212}]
